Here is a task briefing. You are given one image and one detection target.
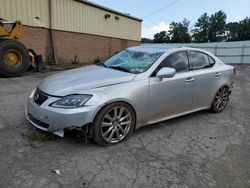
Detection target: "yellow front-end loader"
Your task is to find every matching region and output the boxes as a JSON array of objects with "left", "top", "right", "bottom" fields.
[{"left": 0, "top": 20, "right": 43, "bottom": 77}]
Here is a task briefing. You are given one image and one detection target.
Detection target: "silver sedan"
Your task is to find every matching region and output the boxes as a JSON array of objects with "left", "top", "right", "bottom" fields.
[{"left": 26, "top": 45, "right": 235, "bottom": 146}]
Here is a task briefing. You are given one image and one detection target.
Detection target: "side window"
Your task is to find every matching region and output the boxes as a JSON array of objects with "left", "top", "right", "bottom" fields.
[
  {"left": 190, "top": 51, "right": 210, "bottom": 70},
  {"left": 208, "top": 56, "right": 215, "bottom": 66},
  {"left": 156, "top": 51, "right": 189, "bottom": 73}
]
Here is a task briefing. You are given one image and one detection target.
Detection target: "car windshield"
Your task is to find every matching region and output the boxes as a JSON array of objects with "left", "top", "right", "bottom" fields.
[{"left": 103, "top": 49, "right": 163, "bottom": 74}]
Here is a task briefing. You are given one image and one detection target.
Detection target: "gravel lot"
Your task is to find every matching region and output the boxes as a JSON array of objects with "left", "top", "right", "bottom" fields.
[{"left": 0, "top": 65, "right": 249, "bottom": 188}]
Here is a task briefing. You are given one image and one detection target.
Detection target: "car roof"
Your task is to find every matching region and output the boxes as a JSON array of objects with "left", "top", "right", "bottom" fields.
[{"left": 128, "top": 45, "right": 199, "bottom": 53}]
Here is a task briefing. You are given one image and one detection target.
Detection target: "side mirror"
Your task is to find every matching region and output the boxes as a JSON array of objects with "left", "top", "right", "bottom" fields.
[{"left": 156, "top": 67, "right": 176, "bottom": 79}]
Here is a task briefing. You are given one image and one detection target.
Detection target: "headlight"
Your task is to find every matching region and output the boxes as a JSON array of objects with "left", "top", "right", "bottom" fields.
[{"left": 50, "top": 94, "right": 92, "bottom": 108}]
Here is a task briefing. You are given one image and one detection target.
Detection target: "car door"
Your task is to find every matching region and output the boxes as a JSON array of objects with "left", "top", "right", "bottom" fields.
[
  {"left": 189, "top": 51, "right": 219, "bottom": 109},
  {"left": 148, "top": 51, "right": 195, "bottom": 123}
]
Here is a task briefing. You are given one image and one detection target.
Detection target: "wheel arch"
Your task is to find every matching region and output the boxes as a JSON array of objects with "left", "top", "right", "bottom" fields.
[
  {"left": 211, "top": 81, "right": 231, "bottom": 102},
  {"left": 92, "top": 99, "right": 137, "bottom": 130},
  {"left": 215, "top": 84, "right": 230, "bottom": 95},
  {"left": 210, "top": 84, "right": 230, "bottom": 109}
]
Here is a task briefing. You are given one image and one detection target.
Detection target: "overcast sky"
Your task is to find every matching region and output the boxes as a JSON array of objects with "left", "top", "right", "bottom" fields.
[{"left": 90, "top": 0, "right": 250, "bottom": 39}]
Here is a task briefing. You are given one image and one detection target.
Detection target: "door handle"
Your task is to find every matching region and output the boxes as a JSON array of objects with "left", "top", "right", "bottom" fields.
[
  {"left": 215, "top": 72, "right": 222, "bottom": 77},
  {"left": 186, "top": 77, "right": 194, "bottom": 83}
]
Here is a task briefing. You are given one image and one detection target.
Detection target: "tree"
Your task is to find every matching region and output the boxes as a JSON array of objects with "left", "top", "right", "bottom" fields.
[
  {"left": 208, "top": 10, "right": 227, "bottom": 42},
  {"left": 238, "top": 17, "right": 250, "bottom": 41},
  {"left": 141, "top": 38, "right": 153, "bottom": 43},
  {"left": 226, "top": 17, "right": 250, "bottom": 41},
  {"left": 169, "top": 19, "right": 191, "bottom": 43},
  {"left": 151, "top": 11, "right": 249, "bottom": 43},
  {"left": 192, "top": 10, "right": 227, "bottom": 42},
  {"left": 226, "top": 22, "right": 240, "bottom": 41},
  {"left": 153, "top": 31, "right": 170, "bottom": 43},
  {"left": 192, "top": 13, "right": 210, "bottom": 42}
]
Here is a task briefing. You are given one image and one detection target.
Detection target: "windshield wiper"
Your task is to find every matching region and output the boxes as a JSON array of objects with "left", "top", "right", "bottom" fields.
[
  {"left": 109, "top": 66, "right": 130, "bottom": 73},
  {"left": 97, "top": 62, "right": 107, "bottom": 68},
  {"left": 97, "top": 63, "right": 130, "bottom": 73}
]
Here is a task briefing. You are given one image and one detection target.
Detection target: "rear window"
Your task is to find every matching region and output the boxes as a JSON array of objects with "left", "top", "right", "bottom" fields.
[
  {"left": 190, "top": 51, "right": 210, "bottom": 70},
  {"left": 208, "top": 56, "right": 215, "bottom": 65}
]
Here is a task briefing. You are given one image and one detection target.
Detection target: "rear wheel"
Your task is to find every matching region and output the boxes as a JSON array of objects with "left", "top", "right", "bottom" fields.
[
  {"left": 93, "top": 102, "right": 135, "bottom": 146},
  {"left": 0, "top": 40, "right": 30, "bottom": 77},
  {"left": 211, "top": 86, "right": 230, "bottom": 113}
]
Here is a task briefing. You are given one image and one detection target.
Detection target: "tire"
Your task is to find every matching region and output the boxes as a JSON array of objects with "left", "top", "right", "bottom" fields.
[
  {"left": 0, "top": 39, "right": 30, "bottom": 77},
  {"left": 93, "top": 102, "right": 136, "bottom": 147},
  {"left": 211, "top": 86, "right": 230, "bottom": 113}
]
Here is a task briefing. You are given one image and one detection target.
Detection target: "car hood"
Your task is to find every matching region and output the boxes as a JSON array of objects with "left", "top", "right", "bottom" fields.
[{"left": 38, "top": 65, "right": 136, "bottom": 96}]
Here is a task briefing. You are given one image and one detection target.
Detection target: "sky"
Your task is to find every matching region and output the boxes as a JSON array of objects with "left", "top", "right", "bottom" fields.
[{"left": 89, "top": 0, "right": 250, "bottom": 39}]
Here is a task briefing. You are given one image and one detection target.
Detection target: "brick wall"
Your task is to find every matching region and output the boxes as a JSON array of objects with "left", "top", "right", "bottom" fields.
[
  {"left": 19, "top": 25, "right": 140, "bottom": 64},
  {"left": 19, "top": 26, "right": 50, "bottom": 60}
]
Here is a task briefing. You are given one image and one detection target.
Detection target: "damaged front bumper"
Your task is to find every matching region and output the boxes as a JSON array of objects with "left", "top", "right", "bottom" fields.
[
  {"left": 25, "top": 109, "right": 65, "bottom": 137},
  {"left": 25, "top": 94, "right": 98, "bottom": 137}
]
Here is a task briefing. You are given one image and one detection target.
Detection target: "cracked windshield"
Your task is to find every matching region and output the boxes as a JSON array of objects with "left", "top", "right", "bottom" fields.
[{"left": 104, "top": 49, "right": 163, "bottom": 73}]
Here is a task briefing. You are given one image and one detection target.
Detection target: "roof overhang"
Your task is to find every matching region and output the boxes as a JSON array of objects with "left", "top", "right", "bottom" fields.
[{"left": 74, "top": 0, "right": 143, "bottom": 22}]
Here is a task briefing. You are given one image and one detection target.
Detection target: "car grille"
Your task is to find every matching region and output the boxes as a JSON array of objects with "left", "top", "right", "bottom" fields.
[
  {"left": 33, "top": 89, "right": 48, "bottom": 105},
  {"left": 28, "top": 113, "right": 49, "bottom": 129}
]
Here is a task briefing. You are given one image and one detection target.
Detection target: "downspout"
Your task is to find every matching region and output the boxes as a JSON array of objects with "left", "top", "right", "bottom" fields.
[{"left": 48, "top": 0, "right": 58, "bottom": 64}]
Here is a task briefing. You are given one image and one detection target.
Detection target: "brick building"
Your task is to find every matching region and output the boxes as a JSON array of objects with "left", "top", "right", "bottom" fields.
[{"left": 0, "top": 0, "right": 142, "bottom": 64}]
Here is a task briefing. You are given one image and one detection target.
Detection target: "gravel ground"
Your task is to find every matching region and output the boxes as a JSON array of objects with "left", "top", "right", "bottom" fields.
[{"left": 0, "top": 65, "right": 249, "bottom": 188}]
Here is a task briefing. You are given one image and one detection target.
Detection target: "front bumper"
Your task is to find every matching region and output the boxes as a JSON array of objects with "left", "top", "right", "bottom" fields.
[{"left": 26, "top": 93, "right": 99, "bottom": 137}]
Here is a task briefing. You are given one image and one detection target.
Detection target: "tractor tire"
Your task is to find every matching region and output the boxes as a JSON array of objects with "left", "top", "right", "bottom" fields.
[{"left": 0, "top": 39, "right": 30, "bottom": 77}]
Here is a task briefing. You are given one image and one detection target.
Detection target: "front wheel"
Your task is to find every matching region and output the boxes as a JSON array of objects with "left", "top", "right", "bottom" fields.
[
  {"left": 211, "top": 86, "right": 230, "bottom": 113},
  {"left": 93, "top": 102, "right": 135, "bottom": 146}
]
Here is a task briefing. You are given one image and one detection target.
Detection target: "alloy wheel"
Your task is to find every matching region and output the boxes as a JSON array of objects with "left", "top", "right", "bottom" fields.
[
  {"left": 214, "top": 87, "right": 229, "bottom": 111},
  {"left": 101, "top": 106, "right": 132, "bottom": 144}
]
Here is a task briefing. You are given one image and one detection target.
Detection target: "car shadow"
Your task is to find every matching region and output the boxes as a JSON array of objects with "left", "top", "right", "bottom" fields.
[{"left": 23, "top": 109, "right": 211, "bottom": 146}]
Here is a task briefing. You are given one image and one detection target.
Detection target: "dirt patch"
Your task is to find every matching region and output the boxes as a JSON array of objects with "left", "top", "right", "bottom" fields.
[{"left": 22, "top": 130, "right": 57, "bottom": 142}]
